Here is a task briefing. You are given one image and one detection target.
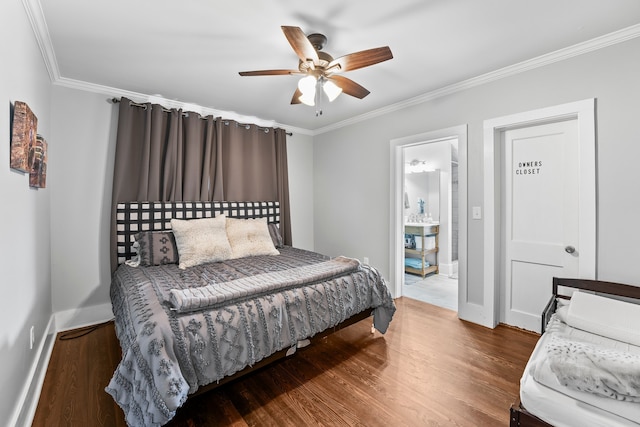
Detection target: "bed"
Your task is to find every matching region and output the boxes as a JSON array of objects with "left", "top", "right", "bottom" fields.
[
  {"left": 510, "top": 277, "right": 640, "bottom": 427},
  {"left": 105, "top": 201, "right": 396, "bottom": 427}
]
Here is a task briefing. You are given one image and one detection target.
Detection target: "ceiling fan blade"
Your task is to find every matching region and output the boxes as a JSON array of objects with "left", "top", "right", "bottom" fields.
[
  {"left": 239, "top": 69, "right": 301, "bottom": 76},
  {"left": 290, "top": 88, "right": 303, "bottom": 104},
  {"left": 328, "top": 46, "right": 393, "bottom": 73},
  {"left": 281, "top": 26, "right": 319, "bottom": 64},
  {"left": 328, "top": 75, "right": 370, "bottom": 99}
]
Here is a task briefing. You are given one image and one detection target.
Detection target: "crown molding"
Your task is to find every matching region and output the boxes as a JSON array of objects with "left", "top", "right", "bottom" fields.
[
  {"left": 313, "top": 23, "right": 640, "bottom": 135},
  {"left": 23, "top": 0, "right": 640, "bottom": 137},
  {"left": 51, "top": 77, "right": 314, "bottom": 135},
  {"left": 22, "top": 0, "right": 60, "bottom": 82}
]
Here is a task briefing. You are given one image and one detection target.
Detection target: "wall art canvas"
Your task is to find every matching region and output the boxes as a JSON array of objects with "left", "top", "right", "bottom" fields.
[
  {"left": 10, "top": 101, "right": 38, "bottom": 172},
  {"left": 29, "top": 135, "right": 47, "bottom": 188}
]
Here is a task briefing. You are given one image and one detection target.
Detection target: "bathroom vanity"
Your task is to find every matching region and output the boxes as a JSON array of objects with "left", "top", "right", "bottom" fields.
[{"left": 404, "top": 223, "right": 439, "bottom": 277}]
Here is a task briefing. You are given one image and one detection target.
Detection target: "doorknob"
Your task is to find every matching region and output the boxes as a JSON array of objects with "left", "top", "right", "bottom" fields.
[{"left": 565, "top": 246, "right": 576, "bottom": 254}]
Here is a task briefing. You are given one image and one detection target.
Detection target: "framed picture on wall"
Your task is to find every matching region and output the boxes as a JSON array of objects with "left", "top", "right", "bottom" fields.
[
  {"left": 10, "top": 101, "right": 38, "bottom": 172},
  {"left": 29, "top": 134, "right": 47, "bottom": 188}
]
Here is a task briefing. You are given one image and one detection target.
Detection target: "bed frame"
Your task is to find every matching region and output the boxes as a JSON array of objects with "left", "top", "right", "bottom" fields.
[
  {"left": 510, "top": 276, "right": 640, "bottom": 427},
  {"left": 114, "top": 200, "right": 376, "bottom": 397}
]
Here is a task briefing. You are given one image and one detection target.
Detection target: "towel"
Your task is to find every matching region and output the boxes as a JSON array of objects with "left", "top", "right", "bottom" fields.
[{"left": 405, "top": 258, "right": 429, "bottom": 269}]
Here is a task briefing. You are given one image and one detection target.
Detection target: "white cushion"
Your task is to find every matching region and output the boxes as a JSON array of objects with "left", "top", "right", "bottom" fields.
[
  {"left": 566, "top": 290, "right": 640, "bottom": 346},
  {"left": 226, "top": 217, "right": 280, "bottom": 259},
  {"left": 170, "top": 215, "right": 232, "bottom": 269}
]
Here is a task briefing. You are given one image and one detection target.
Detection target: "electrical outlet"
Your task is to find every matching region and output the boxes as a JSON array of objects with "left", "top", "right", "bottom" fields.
[
  {"left": 363, "top": 257, "right": 369, "bottom": 265},
  {"left": 30, "top": 326, "right": 35, "bottom": 350}
]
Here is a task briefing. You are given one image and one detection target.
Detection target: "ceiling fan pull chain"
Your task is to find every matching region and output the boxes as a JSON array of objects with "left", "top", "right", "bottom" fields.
[{"left": 315, "top": 81, "right": 323, "bottom": 116}]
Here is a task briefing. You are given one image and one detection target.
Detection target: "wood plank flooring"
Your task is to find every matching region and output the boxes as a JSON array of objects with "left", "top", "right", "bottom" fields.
[{"left": 32, "top": 297, "right": 539, "bottom": 426}]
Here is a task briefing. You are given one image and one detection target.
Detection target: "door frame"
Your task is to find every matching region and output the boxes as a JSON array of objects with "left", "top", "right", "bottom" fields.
[
  {"left": 482, "top": 99, "right": 596, "bottom": 328},
  {"left": 390, "top": 125, "right": 467, "bottom": 311}
]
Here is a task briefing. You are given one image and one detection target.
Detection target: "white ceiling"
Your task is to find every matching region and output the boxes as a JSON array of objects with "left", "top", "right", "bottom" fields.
[{"left": 34, "top": 0, "right": 640, "bottom": 133}]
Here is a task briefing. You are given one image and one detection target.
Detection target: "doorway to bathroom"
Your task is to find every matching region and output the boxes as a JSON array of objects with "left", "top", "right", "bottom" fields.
[
  {"left": 402, "top": 138, "right": 459, "bottom": 311},
  {"left": 390, "top": 124, "right": 467, "bottom": 318}
]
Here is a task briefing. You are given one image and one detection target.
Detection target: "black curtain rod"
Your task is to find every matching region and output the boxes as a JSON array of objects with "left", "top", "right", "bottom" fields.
[{"left": 111, "top": 97, "right": 292, "bottom": 136}]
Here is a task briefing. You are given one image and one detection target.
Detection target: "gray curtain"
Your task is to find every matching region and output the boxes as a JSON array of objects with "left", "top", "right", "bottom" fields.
[{"left": 110, "top": 98, "right": 291, "bottom": 271}]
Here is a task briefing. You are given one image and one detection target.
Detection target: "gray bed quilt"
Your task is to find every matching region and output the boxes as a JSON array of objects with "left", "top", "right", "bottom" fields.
[{"left": 106, "top": 246, "right": 396, "bottom": 426}]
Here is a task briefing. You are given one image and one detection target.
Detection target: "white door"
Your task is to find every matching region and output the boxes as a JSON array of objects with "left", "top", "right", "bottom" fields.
[{"left": 500, "top": 119, "right": 580, "bottom": 332}]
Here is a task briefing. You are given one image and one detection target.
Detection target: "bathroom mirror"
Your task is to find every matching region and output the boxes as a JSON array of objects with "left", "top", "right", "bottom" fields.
[{"left": 404, "top": 170, "right": 440, "bottom": 222}]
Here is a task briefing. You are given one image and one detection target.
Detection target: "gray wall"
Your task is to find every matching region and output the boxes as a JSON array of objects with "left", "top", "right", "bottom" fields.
[
  {"left": 49, "top": 87, "right": 117, "bottom": 314},
  {"left": 1, "top": 0, "right": 53, "bottom": 422},
  {"left": 313, "top": 37, "right": 640, "bottom": 306},
  {"left": 283, "top": 132, "right": 315, "bottom": 251}
]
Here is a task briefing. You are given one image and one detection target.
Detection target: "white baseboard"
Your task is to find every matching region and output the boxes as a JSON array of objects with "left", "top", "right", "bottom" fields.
[
  {"left": 54, "top": 302, "right": 114, "bottom": 331},
  {"left": 10, "top": 315, "right": 56, "bottom": 427},
  {"left": 458, "top": 300, "right": 497, "bottom": 329},
  {"left": 11, "top": 303, "right": 114, "bottom": 427},
  {"left": 438, "top": 261, "right": 459, "bottom": 277},
  {"left": 439, "top": 263, "right": 453, "bottom": 276}
]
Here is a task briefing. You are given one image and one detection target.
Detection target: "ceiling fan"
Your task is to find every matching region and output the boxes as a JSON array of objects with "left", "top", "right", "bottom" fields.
[{"left": 239, "top": 26, "right": 393, "bottom": 113}]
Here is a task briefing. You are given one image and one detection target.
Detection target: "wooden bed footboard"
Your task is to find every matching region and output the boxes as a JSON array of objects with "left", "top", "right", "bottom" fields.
[{"left": 552, "top": 276, "right": 640, "bottom": 300}]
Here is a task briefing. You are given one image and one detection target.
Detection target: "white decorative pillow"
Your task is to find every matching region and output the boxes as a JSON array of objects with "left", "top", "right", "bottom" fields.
[
  {"left": 566, "top": 291, "right": 640, "bottom": 346},
  {"left": 226, "top": 217, "right": 280, "bottom": 259},
  {"left": 170, "top": 215, "right": 232, "bottom": 269}
]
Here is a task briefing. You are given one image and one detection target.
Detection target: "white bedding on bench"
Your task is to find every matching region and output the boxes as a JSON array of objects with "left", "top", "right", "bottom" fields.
[{"left": 520, "top": 311, "right": 640, "bottom": 426}]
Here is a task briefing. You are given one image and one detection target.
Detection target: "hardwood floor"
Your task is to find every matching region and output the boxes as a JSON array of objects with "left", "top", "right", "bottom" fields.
[{"left": 32, "top": 297, "right": 539, "bottom": 426}]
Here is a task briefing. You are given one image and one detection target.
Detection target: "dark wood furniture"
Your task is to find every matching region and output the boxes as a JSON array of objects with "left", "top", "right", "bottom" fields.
[{"left": 509, "top": 276, "right": 640, "bottom": 427}]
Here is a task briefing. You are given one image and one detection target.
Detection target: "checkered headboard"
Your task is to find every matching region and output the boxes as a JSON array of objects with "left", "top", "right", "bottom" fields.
[{"left": 116, "top": 201, "right": 280, "bottom": 264}]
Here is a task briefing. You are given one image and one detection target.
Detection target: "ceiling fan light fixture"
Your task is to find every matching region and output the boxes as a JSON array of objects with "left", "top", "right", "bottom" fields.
[
  {"left": 322, "top": 79, "right": 342, "bottom": 102},
  {"left": 298, "top": 75, "right": 317, "bottom": 95},
  {"left": 298, "top": 91, "right": 315, "bottom": 106}
]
